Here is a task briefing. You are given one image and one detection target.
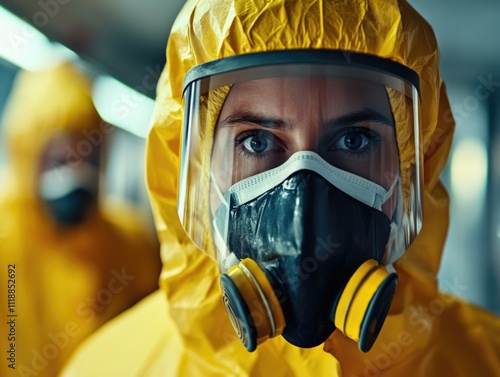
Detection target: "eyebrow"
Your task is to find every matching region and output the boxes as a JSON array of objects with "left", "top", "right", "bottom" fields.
[
  {"left": 217, "top": 108, "right": 393, "bottom": 130},
  {"left": 323, "top": 109, "right": 394, "bottom": 129},
  {"left": 218, "top": 111, "right": 294, "bottom": 130}
]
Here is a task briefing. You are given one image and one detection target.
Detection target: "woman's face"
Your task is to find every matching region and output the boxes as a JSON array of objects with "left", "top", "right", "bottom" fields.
[{"left": 210, "top": 76, "right": 399, "bottom": 216}]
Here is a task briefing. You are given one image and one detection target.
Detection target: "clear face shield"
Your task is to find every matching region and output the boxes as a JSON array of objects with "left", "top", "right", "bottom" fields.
[{"left": 178, "top": 51, "right": 422, "bottom": 352}]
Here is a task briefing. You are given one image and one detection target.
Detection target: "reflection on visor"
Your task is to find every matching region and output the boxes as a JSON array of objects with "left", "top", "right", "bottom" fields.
[
  {"left": 178, "top": 50, "right": 422, "bottom": 265},
  {"left": 178, "top": 50, "right": 423, "bottom": 353},
  {"left": 211, "top": 76, "right": 399, "bottom": 193}
]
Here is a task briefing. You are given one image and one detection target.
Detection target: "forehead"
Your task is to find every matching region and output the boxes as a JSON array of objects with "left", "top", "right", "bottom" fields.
[
  {"left": 40, "top": 133, "right": 100, "bottom": 170},
  {"left": 219, "top": 76, "right": 392, "bottom": 119}
]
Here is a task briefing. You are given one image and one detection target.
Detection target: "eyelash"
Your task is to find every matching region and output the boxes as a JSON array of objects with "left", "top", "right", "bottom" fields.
[
  {"left": 330, "top": 126, "right": 381, "bottom": 158},
  {"left": 234, "top": 130, "right": 276, "bottom": 160},
  {"left": 234, "top": 126, "right": 382, "bottom": 160}
]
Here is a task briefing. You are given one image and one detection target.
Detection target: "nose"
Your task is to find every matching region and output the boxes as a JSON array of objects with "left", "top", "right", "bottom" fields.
[{"left": 288, "top": 125, "right": 323, "bottom": 156}]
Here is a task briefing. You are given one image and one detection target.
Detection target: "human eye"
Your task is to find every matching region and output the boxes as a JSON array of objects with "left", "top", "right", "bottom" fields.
[
  {"left": 330, "top": 127, "right": 381, "bottom": 157},
  {"left": 235, "top": 130, "right": 284, "bottom": 158}
]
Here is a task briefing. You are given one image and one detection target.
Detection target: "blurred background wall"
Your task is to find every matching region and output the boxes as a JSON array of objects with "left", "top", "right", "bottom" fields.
[
  {"left": 0, "top": 0, "right": 499, "bottom": 314},
  {"left": 414, "top": 1, "right": 500, "bottom": 315}
]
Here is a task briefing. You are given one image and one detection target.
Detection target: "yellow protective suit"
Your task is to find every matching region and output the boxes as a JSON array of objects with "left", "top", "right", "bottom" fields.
[
  {"left": 61, "top": 1, "right": 500, "bottom": 376},
  {"left": 0, "top": 63, "right": 161, "bottom": 377}
]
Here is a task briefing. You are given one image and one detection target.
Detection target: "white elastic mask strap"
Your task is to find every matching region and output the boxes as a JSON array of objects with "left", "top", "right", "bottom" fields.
[
  {"left": 220, "top": 252, "right": 240, "bottom": 273},
  {"left": 382, "top": 173, "right": 400, "bottom": 205},
  {"left": 211, "top": 170, "right": 231, "bottom": 262},
  {"left": 385, "top": 263, "right": 396, "bottom": 274},
  {"left": 383, "top": 179, "right": 406, "bottom": 264},
  {"left": 225, "top": 151, "right": 393, "bottom": 212},
  {"left": 212, "top": 216, "right": 230, "bottom": 267},
  {"left": 210, "top": 170, "right": 229, "bottom": 208}
]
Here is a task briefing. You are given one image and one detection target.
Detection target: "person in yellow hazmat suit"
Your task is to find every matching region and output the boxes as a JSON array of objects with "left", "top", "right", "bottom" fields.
[
  {"left": 61, "top": 0, "right": 500, "bottom": 376},
  {"left": 0, "top": 62, "right": 162, "bottom": 377}
]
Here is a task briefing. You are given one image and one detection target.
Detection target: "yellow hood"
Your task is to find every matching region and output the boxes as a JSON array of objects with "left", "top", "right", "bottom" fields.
[
  {"left": 0, "top": 62, "right": 163, "bottom": 376},
  {"left": 1, "top": 62, "right": 103, "bottom": 201},
  {"left": 146, "top": 0, "right": 457, "bottom": 373}
]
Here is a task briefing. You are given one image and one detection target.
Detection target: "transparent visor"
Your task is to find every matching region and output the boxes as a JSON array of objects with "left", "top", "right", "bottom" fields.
[{"left": 179, "top": 56, "right": 422, "bottom": 264}]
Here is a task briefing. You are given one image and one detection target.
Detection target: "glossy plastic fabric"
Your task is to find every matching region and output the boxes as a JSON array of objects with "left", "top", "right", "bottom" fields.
[
  {"left": 222, "top": 170, "right": 392, "bottom": 347},
  {"left": 61, "top": 0, "right": 500, "bottom": 376},
  {"left": 0, "top": 63, "right": 161, "bottom": 377}
]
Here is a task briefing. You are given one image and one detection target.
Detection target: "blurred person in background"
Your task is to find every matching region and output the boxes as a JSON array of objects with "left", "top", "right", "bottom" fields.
[
  {"left": 61, "top": 0, "right": 500, "bottom": 376},
  {"left": 0, "top": 62, "right": 161, "bottom": 376}
]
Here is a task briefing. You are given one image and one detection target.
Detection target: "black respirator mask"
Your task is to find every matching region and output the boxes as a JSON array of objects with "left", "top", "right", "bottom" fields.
[
  {"left": 177, "top": 51, "right": 423, "bottom": 353},
  {"left": 212, "top": 151, "right": 400, "bottom": 352},
  {"left": 39, "top": 161, "right": 98, "bottom": 227}
]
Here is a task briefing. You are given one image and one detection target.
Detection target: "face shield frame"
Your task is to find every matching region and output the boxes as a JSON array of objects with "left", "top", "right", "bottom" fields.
[{"left": 178, "top": 49, "right": 422, "bottom": 265}]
